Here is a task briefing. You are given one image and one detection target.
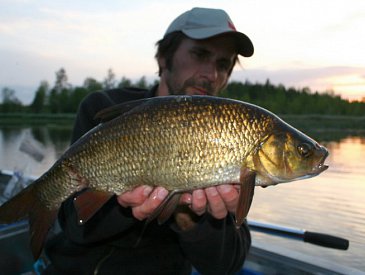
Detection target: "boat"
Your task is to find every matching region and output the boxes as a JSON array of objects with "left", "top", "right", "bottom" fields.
[
  {"left": 0, "top": 170, "right": 35, "bottom": 274},
  {"left": 0, "top": 169, "right": 361, "bottom": 275}
]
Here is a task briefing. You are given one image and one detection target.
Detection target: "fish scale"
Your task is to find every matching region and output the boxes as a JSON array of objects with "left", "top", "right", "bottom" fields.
[{"left": 83, "top": 101, "right": 242, "bottom": 191}]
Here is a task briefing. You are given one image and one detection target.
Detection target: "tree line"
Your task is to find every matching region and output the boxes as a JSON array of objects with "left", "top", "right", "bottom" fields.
[
  {"left": 0, "top": 68, "right": 155, "bottom": 114},
  {"left": 220, "top": 80, "right": 365, "bottom": 116},
  {"left": 1, "top": 68, "right": 364, "bottom": 116}
]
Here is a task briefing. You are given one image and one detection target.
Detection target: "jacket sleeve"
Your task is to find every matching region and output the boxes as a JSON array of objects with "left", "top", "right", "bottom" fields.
[
  {"left": 70, "top": 92, "right": 112, "bottom": 143},
  {"left": 172, "top": 214, "right": 251, "bottom": 275},
  {"left": 70, "top": 87, "right": 151, "bottom": 143}
]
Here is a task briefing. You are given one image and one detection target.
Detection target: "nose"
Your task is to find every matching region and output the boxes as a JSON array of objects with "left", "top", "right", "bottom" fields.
[{"left": 200, "top": 62, "right": 218, "bottom": 82}]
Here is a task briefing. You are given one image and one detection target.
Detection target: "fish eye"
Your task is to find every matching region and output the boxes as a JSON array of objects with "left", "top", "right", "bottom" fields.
[{"left": 297, "top": 143, "right": 313, "bottom": 158}]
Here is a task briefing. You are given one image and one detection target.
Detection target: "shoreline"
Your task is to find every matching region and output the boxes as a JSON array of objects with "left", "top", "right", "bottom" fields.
[
  {"left": 0, "top": 113, "right": 75, "bottom": 126},
  {"left": 0, "top": 113, "right": 364, "bottom": 132}
]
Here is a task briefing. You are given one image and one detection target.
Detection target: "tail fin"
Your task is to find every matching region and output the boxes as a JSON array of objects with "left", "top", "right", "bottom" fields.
[
  {"left": 0, "top": 183, "right": 57, "bottom": 260},
  {"left": 0, "top": 184, "right": 36, "bottom": 223}
]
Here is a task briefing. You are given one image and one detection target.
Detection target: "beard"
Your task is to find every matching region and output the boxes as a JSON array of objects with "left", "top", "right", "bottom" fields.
[{"left": 166, "top": 76, "right": 215, "bottom": 96}]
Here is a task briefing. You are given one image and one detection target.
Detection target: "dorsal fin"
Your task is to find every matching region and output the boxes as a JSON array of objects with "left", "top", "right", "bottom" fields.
[{"left": 94, "top": 97, "right": 151, "bottom": 122}]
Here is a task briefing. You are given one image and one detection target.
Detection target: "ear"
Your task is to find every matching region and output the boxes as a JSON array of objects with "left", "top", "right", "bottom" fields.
[{"left": 158, "top": 56, "right": 167, "bottom": 70}]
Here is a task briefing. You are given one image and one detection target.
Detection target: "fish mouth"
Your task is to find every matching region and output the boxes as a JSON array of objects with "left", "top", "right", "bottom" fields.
[
  {"left": 315, "top": 163, "right": 329, "bottom": 173},
  {"left": 312, "top": 150, "right": 329, "bottom": 174}
]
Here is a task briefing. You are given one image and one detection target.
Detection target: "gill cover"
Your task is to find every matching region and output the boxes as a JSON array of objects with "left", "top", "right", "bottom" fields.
[{"left": 253, "top": 124, "right": 328, "bottom": 186}]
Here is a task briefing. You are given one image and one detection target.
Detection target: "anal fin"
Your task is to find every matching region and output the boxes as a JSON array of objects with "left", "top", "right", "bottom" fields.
[{"left": 235, "top": 168, "right": 256, "bottom": 227}]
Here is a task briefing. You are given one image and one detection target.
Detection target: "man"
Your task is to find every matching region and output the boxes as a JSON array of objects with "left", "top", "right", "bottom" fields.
[{"left": 44, "top": 7, "right": 254, "bottom": 275}]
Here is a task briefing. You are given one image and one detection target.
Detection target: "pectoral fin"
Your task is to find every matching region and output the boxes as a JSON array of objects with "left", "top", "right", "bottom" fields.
[
  {"left": 146, "top": 191, "right": 181, "bottom": 225},
  {"left": 73, "top": 189, "right": 114, "bottom": 224},
  {"left": 157, "top": 193, "right": 182, "bottom": 225},
  {"left": 235, "top": 168, "right": 256, "bottom": 227}
]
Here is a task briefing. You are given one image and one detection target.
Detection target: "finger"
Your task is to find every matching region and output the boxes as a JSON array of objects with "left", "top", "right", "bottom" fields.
[
  {"left": 216, "top": 184, "right": 239, "bottom": 213},
  {"left": 190, "top": 189, "right": 207, "bottom": 216},
  {"left": 117, "top": 185, "right": 153, "bottom": 207},
  {"left": 132, "top": 187, "right": 169, "bottom": 220},
  {"left": 233, "top": 184, "right": 241, "bottom": 191},
  {"left": 205, "top": 187, "right": 227, "bottom": 219},
  {"left": 180, "top": 193, "right": 192, "bottom": 205}
]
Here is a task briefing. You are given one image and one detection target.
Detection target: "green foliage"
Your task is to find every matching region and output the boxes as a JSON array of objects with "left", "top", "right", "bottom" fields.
[
  {"left": 48, "top": 68, "right": 72, "bottom": 113},
  {"left": 1, "top": 87, "right": 23, "bottom": 113},
  {"left": 135, "top": 76, "right": 148, "bottom": 89},
  {"left": 103, "top": 68, "right": 116, "bottom": 90},
  {"left": 30, "top": 81, "right": 49, "bottom": 113},
  {"left": 1, "top": 70, "right": 364, "bottom": 116},
  {"left": 118, "top": 76, "right": 132, "bottom": 88},
  {"left": 84, "top": 77, "right": 103, "bottom": 92},
  {"left": 220, "top": 80, "right": 365, "bottom": 116}
]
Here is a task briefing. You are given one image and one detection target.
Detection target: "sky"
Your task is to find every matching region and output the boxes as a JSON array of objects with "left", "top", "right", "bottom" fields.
[{"left": 1, "top": 0, "right": 365, "bottom": 104}]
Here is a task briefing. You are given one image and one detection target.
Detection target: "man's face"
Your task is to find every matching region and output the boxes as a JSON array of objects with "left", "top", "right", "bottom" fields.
[{"left": 159, "top": 35, "right": 237, "bottom": 96}]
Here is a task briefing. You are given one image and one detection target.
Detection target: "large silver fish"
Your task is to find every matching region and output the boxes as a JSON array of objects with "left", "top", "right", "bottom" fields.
[{"left": 0, "top": 95, "right": 328, "bottom": 259}]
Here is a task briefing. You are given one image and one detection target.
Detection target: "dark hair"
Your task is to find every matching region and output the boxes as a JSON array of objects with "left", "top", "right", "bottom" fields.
[
  {"left": 155, "top": 31, "right": 239, "bottom": 77},
  {"left": 155, "top": 31, "right": 187, "bottom": 76}
]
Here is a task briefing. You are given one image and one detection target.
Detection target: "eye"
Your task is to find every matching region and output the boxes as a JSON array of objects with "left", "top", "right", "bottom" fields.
[
  {"left": 297, "top": 143, "right": 313, "bottom": 158},
  {"left": 190, "top": 49, "right": 209, "bottom": 61},
  {"left": 217, "top": 60, "right": 231, "bottom": 72}
]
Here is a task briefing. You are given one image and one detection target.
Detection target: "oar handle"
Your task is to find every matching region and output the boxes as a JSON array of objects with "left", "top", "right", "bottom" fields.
[
  {"left": 247, "top": 220, "right": 349, "bottom": 250},
  {"left": 304, "top": 231, "right": 349, "bottom": 250}
]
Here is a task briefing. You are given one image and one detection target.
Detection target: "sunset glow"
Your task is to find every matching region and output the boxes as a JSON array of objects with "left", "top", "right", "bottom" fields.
[
  {"left": 0, "top": 0, "right": 364, "bottom": 104},
  {"left": 329, "top": 75, "right": 365, "bottom": 102}
]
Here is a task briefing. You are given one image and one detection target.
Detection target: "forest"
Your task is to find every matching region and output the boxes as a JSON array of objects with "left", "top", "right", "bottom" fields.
[{"left": 1, "top": 68, "right": 364, "bottom": 116}]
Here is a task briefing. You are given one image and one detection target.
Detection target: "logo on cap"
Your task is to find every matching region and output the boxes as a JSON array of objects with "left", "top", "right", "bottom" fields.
[{"left": 228, "top": 21, "right": 236, "bottom": 31}]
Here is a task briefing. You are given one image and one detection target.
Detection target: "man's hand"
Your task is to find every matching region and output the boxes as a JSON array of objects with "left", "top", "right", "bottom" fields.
[
  {"left": 117, "top": 185, "right": 169, "bottom": 221},
  {"left": 117, "top": 184, "right": 240, "bottom": 222},
  {"left": 180, "top": 184, "right": 240, "bottom": 219}
]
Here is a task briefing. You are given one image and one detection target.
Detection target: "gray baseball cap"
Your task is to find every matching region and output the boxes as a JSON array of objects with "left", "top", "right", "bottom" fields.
[{"left": 164, "top": 7, "right": 254, "bottom": 57}]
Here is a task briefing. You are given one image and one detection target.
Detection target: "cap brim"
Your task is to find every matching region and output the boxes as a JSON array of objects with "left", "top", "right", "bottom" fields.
[
  {"left": 183, "top": 29, "right": 254, "bottom": 57},
  {"left": 233, "top": 32, "right": 254, "bottom": 57}
]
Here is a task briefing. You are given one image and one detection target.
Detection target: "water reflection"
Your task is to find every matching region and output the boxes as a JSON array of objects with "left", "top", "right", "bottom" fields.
[
  {"left": 0, "top": 126, "right": 364, "bottom": 271},
  {"left": 324, "top": 137, "right": 365, "bottom": 174},
  {"left": 249, "top": 134, "right": 365, "bottom": 271},
  {"left": 0, "top": 126, "right": 72, "bottom": 176}
]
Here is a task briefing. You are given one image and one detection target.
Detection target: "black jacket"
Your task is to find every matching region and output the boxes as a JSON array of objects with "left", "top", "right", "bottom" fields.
[{"left": 44, "top": 87, "right": 251, "bottom": 275}]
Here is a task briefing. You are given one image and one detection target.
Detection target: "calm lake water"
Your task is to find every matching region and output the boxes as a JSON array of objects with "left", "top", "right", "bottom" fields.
[{"left": 0, "top": 125, "right": 364, "bottom": 272}]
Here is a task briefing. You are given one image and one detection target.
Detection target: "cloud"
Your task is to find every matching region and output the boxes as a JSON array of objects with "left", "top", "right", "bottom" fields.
[
  {"left": 2, "top": 0, "right": 365, "bottom": 103},
  {"left": 0, "top": 47, "right": 158, "bottom": 104}
]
